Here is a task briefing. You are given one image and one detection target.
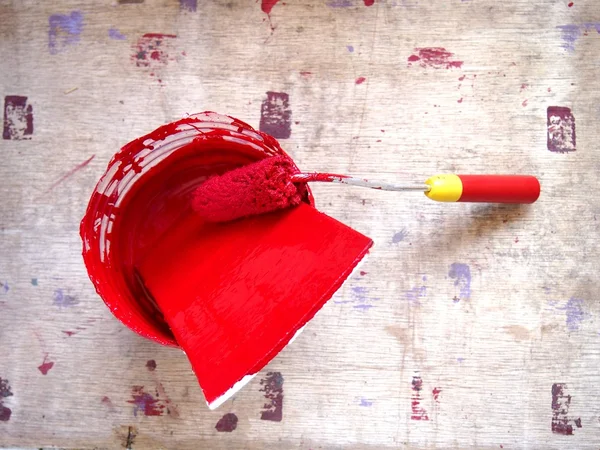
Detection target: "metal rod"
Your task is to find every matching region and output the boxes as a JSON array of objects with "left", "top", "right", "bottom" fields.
[{"left": 291, "top": 173, "right": 431, "bottom": 193}]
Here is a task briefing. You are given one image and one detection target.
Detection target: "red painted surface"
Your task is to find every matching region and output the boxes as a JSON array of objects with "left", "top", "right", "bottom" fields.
[
  {"left": 458, "top": 175, "right": 540, "bottom": 204},
  {"left": 407, "top": 48, "right": 463, "bottom": 69},
  {"left": 192, "top": 156, "right": 306, "bottom": 222},
  {"left": 261, "top": 0, "right": 281, "bottom": 14},
  {"left": 139, "top": 203, "right": 372, "bottom": 406}
]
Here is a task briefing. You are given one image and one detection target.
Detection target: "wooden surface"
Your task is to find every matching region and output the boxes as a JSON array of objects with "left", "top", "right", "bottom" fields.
[{"left": 1, "top": 0, "right": 599, "bottom": 448}]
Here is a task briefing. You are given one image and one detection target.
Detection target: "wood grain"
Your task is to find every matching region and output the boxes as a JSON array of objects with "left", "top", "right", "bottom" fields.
[{"left": 1, "top": 0, "right": 599, "bottom": 448}]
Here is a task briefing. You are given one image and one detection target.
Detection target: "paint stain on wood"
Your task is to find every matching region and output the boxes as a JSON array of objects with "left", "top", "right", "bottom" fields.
[
  {"left": 48, "top": 11, "right": 84, "bottom": 54},
  {"left": 259, "top": 92, "right": 291, "bottom": 139},
  {"left": 503, "top": 325, "right": 530, "bottom": 341},
  {"left": 552, "top": 383, "right": 581, "bottom": 435},
  {"left": 131, "top": 33, "right": 179, "bottom": 82},
  {"left": 0, "top": 378, "right": 13, "bottom": 421},
  {"left": 411, "top": 376, "right": 429, "bottom": 420},
  {"left": 407, "top": 48, "right": 463, "bottom": 69},
  {"left": 261, "top": 0, "right": 281, "bottom": 14},
  {"left": 180, "top": 0, "right": 198, "bottom": 11},
  {"left": 215, "top": 412, "right": 238, "bottom": 432},
  {"left": 38, "top": 353, "right": 55, "bottom": 375},
  {"left": 146, "top": 359, "right": 157, "bottom": 371},
  {"left": 260, "top": 372, "right": 284, "bottom": 421},
  {"left": 53, "top": 288, "right": 80, "bottom": 308},
  {"left": 3, "top": 96, "right": 33, "bottom": 140},
  {"left": 127, "top": 386, "right": 165, "bottom": 416},
  {"left": 432, "top": 387, "right": 441, "bottom": 403},
  {"left": 547, "top": 107, "right": 576, "bottom": 152},
  {"left": 355, "top": 76, "right": 366, "bottom": 84}
]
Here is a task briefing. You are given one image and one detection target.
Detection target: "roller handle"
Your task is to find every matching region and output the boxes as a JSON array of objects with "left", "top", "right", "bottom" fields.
[{"left": 425, "top": 174, "right": 540, "bottom": 204}]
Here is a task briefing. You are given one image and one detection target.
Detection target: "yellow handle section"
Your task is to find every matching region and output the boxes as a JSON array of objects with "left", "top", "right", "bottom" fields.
[{"left": 425, "top": 174, "right": 463, "bottom": 202}]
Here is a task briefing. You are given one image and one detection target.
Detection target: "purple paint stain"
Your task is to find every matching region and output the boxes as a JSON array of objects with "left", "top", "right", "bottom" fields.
[
  {"left": 347, "top": 45, "right": 354, "bottom": 52},
  {"left": 457, "top": 357, "right": 465, "bottom": 363},
  {"left": 180, "top": 0, "right": 198, "bottom": 11},
  {"left": 260, "top": 372, "right": 284, "bottom": 421},
  {"left": 359, "top": 398, "right": 373, "bottom": 406},
  {"left": 127, "top": 386, "right": 164, "bottom": 417},
  {"left": 0, "top": 282, "right": 8, "bottom": 294},
  {"left": 558, "top": 297, "right": 586, "bottom": 331},
  {"left": 0, "top": 378, "right": 13, "bottom": 422},
  {"left": 146, "top": 359, "right": 157, "bottom": 371},
  {"left": 3, "top": 96, "right": 33, "bottom": 140},
  {"left": 392, "top": 229, "right": 408, "bottom": 243},
  {"left": 48, "top": 11, "right": 84, "bottom": 54},
  {"left": 551, "top": 383, "right": 581, "bottom": 435},
  {"left": 448, "top": 263, "right": 471, "bottom": 300},
  {"left": 327, "top": 0, "right": 353, "bottom": 6},
  {"left": 108, "top": 27, "right": 126, "bottom": 40},
  {"left": 53, "top": 289, "right": 79, "bottom": 308},
  {"left": 547, "top": 106, "right": 576, "bottom": 153},
  {"left": 260, "top": 92, "right": 291, "bottom": 139},
  {"left": 405, "top": 285, "right": 426, "bottom": 305},
  {"left": 215, "top": 413, "right": 238, "bottom": 432},
  {"left": 557, "top": 24, "right": 600, "bottom": 52}
]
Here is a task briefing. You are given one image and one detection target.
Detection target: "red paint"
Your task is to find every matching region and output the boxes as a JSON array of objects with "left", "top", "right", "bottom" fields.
[
  {"left": 458, "top": 75, "right": 466, "bottom": 81},
  {"left": 131, "top": 33, "right": 179, "bottom": 77},
  {"left": 128, "top": 386, "right": 164, "bottom": 416},
  {"left": 192, "top": 156, "right": 306, "bottom": 222},
  {"left": 410, "top": 376, "right": 429, "bottom": 420},
  {"left": 3, "top": 95, "right": 33, "bottom": 140},
  {"left": 457, "top": 175, "right": 540, "bottom": 204},
  {"left": 261, "top": 0, "right": 281, "bottom": 14},
  {"left": 81, "top": 112, "right": 372, "bottom": 407},
  {"left": 146, "top": 359, "right": 157, "bottom": 371},
  {"left": 364, "top": 0, "right": 374, "bottom": 5},
  {"left": 457, "top": 98, "right": 463, "bottom": 103},
  {"left": 568, "top": 2, "right": 573, "bottom": 6},
  {"left": 407, "top": 48, "right": 463, "bottom": 69},
  {"left": 47, "top": 155, "right": 95, "bottom": 192},
  {"left": 432, "top": 387, "right": 441, "bottom": 402},
  {"left": 300, "top": 71, "right": 313, "bottom": 77},
  {"left": 0, "top": 378, "right": 12, "bottom": 422},
  {"left": 547, "top": 106, "right": 576, "bottom": 152},
  {"left": 38, "top": 354, "right": 54, "bottom": 375},
  {"left": 260, "top": 372, "right": 284, "bottom": 421},
  {"left": 355, "top": 76, "right": 366, "bottom": 84},
  {"left": 552, "top": 383, "right": 581, "bottom": 435},
  {"left": 522, "top": 99, "right": 528, "bottom": 107},
  {"left": 360, "top": 271, "right": 367, "bottom": 276},
  {"left": 216, "top": 412, "right": 238, "bottom": 431}
]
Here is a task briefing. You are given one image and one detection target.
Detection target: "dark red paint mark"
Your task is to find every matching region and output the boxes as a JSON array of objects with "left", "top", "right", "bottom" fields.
[
  {"left": 411, "top": 376, "right": 429, "bottom": 420},
  {"left": 520, "top": 83, "right": 528, "bottom": 91},
  {"left": 364, "top": 0, "right": 375, "bottom": 5},
  {"left": 568, "top": 2, "right": 573, "bottom": 6},
  {"left": 457, "top": 98, "right": 463, "bottom": 103},
  {"left": 260, "top": 372, "right": 284, "bottom": 421},
  {"left": 262, "top": 0, "right": 281, "bottom": 14},
  {"left": 146, "top": 359, "right": 157, "bottom": 371},
  {"left": 38, "top": 353, "right": 54, "bottom": 375},
  {"left": 355, "top": 76, "right": 366, "bottom": 84},
  {"left": 407, "top": 48, "right": 463, "bottom": 69},
  {"left": 127, "top": 386, "right": 164, "bottom": 416},
  {"left": 551, "top": 383, "right": 581, "bottom": 435},
  {"left": 432, "top": 387, "right": 441, "bottom": 402},
  {"left": 180, "top": 0, "right": 197, "bottom": 11},
  {"left": 547, "top": 106, "right": 576, "bottom": 152},
  {"left": 458, "top": 75, "right": 466, "bottom": 81},
  {"left": 360, "top": 271, "right": 367, "bottom": 276},
  {"left": 3, "top": 96, "right": 33, "bottom": 140},
  {"left": 259, "top": 91, "right": 291, "bottom": 139},
  {"left": 131, "top": 33, "right": 178, "bottom": 76},
  {"left": 215, "top": 412, "right": 238, "bottom": 432},
  {"left": 101, "top": 395, "right": 112, "bottom": 405},
  {"left": 300, "top": 71, "right": 313, "bottom": 77},
  {"left": 0, "top": 378, "right": 13, "bottom": 422},
  {"left": 522, "top": 99, "right": 528, "bottom": 107},
  {"left": 62, "top": 330, "right": 76, "bottom": 336},
  {"left": 47, "top": 155, "right": 95, "bottom": 192}
]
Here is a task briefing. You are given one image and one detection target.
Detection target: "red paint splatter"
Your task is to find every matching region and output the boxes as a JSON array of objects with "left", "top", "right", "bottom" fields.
[
  {"left": 101, "top": 396, "right": 113, "bottom": 407},
  {"left": 457, "top": 98, "right": 463, "bottom": 103},
  {"left": 355, "top": 76, "right": 366, "bottom": 84},
  {"left": 548, "top": 87, "right": 552, "bottom": 92},
  {"left": 458, "top": 75, "right": 466, "bottom": 81},
  {"left": 410, "top": 376, "right": 429, "bottom": 420},
  {"left": 514, "top": 237, "right": 519, "bottom": 243},
  {"left": 432, "top": 387, "right": 441, "bottom": 402},
  {"left": 360, "top": 271, "right": 368, "bottom": 276},
  {"left": 0, "top": 378, "right": 13, "bottom": 422},
  {"left": 260, "top": 372, "right": 284, "bottom": 421},
  {"left": 38, "top": 353, "right": 54, "bottom": 375},
  {"left": 547, "top": 106, "right": 576, "bottom": 152},
  {"left": 520, "top": 83, "right": 528, "bottom": 92},
  {"left": 552, "top": 383, "right": 581, "bottom": 435},
  {"left": 364, "top": 0, "right": 375, "bottom": 5},
  {"left": 47, "top": 155, "right": 95, "bottom": 192},
  {"left": 407, "top": 48, "right": 463, "bottom": 69},
  {"left": 300, "top": 71, "right": 313, "bottom": 77},
  {"left": 131, "top": 33, "right": 178, "bottom": 75},
  {"left": 522, "top": 99, "right": 528, "bottom": 107},
  {"left": 261, "top": 0, "right": 281, "bottom": 14},
  {"left": 62, "top": 330, "right": 76, "bottom": 336},
  {"left": 146, "top": 359, "right": 157, "bottom": 371},
  {"left": 259, "top": 91, "right": 291, "bottom": 139},
  {"left": 568, "top": 2, "right": 573, "bottom": 6},
  {"left": 127, "top": 386, "right": 165, "bottom": 417},
  {"left": 216, "top": 412, "right": 238, "bottom": 432}
]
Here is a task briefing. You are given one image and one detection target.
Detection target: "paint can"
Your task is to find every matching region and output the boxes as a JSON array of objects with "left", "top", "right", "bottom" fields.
[{"left": 80, "top": 112, "right": 312, "bottom": 346}]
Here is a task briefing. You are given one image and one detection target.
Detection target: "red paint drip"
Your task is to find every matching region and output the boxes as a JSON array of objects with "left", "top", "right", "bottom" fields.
[
  {"left": 407, "top": 48, "right": 463, "bottom": 69},
  {"left": 62, "top": 330, "right": 76, "bottom": 336},
  {"left": 355, "top": 76, "right": 366, "bottom": 84},
  {"left": 47, "top": 155, "right": 95, "bottom": 192},
  {"left": 410, "top": 376, "right": 429, "bottom": 420},
  {"left": 38, "top": 354, "right": 54, "bottom": 375},
  {"left": 261, "top": 0, "right": 281, "bottom": 14}
]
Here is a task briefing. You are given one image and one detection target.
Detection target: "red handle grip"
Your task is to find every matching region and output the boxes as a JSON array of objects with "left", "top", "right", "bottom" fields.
[{"left": 457, "top": 175, "right": 540, "bottom": 203}]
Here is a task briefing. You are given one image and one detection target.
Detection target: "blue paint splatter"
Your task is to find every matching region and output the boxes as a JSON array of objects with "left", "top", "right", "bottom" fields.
[
  {"left": 457, "top": 357, "right": 465, "bottom": 363},
  {"left": 0, "top": 282, "right": 8, "bottom": 294},
  {"left": 557, "top": 23, "right": 600, "bottom": 52},
  {"left": 108, "top": 27, "right": 126, "bottom": 40},
  {"left": 448, "top": 263, "right": 471, "bottom": 300},
  {"left": 327, "top": 0, "right": 353, "bottom": 7},
  {"left": 359, "top": 398, "right": 373, "bottom": 406},
  {"left": 346, "top": 45, "right": 354, "bottom": 53},
  {"left": 392, "top": 229, "right": 408, "bottom": 243},
  {"left": 31, "top": 278, "right": 38, "bottom": 286},
  {"left": 335, "top": 285, "right": 380, "bottom": 310},
  {"left": 405, "top": 285, "right": 426, "bottom": 305},
  {"left": 48, "top": 11, "right": 84, "bottom": 54},
  {"left": 53, "top": 289, "right": 79, "bottom": 308},
  {"left": 180, "top": 0, "right": 198, "bottom": 11}
]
